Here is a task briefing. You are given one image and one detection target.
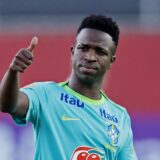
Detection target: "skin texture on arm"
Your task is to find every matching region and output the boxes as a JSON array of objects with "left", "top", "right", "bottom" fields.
[{"left": 0, "top": 37, "right": 38, "bottom": 118}]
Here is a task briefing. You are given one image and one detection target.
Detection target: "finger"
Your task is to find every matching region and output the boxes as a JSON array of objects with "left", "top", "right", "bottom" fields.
[
  {"left": 27, "top": 36, "right": 38, "bottom": 52},
  {"left": 16, "top": 55, "right": 32, "bottom": 66},
  {"left": 11, "top": 64, "right": 25, "bottom": 73},
  {"left": 20, "top": 49, "right": 34, "bottom": 60},
  {"left": 14, "top": 59, "right": 29, "bottom": 70}
]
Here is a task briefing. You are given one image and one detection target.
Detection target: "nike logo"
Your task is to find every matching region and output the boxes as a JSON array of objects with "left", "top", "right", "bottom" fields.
[{"left": 61, "top": 115, "right": 80, "bottom": 121}]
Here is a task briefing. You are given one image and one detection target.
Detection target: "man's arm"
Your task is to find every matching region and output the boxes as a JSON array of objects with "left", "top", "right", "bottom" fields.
[
  {"left": 0, "top": 37, "right": 38, "bottom": 118},
  {"left": 118, "top": 113, "right": 138, "bottom": 160}
]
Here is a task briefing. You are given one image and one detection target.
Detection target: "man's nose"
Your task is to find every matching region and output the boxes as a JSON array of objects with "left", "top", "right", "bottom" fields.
[{"left": 84, "top": 49, "right": 97, "bottom": 61}]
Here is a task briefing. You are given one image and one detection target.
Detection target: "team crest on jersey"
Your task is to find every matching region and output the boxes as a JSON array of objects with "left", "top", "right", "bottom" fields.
[
  {"left": 70, "top": 146, "right": 106, "bottom": 160},
  {"left": 107, "top": 124, "right": 119, "bottom": 145}
]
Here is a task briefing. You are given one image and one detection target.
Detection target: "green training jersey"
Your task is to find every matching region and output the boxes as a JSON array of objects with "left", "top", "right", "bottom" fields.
[{"left": 13, "top": 81, "right": 138, "bottom": 160}]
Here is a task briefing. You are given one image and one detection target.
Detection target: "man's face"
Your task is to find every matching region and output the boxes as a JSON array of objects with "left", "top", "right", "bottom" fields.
[{"left": 71, "top": 28, "right": 116, "bottom": 84}]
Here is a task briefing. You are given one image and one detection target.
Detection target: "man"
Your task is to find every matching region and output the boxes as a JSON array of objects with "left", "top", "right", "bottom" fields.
[{"left": 0, "top": 15, "right": 138, "bottom": 160}]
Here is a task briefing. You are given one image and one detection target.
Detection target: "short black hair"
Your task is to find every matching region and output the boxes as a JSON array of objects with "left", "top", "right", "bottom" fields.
[{"left": 77, "top": 14, "right": 120, "bottom": 46}]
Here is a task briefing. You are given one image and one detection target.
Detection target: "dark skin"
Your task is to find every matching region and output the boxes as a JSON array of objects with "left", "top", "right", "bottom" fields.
[
  {"left": 0, "top": 37, "right": 38, "bottom": 117},
  {"left": 69, "top": 28, "right": 116, "bottom": 100},
  {"left": 0, "top": 29, "right": 116, "bottom": 118}
]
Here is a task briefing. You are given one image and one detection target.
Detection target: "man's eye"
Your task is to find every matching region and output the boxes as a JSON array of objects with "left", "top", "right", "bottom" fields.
[
  {"left": 78, "top": 46, "right": 89, "bottom": 52},
  {"left": 96, "top": 50, "right": 108, "bottom": 56}
]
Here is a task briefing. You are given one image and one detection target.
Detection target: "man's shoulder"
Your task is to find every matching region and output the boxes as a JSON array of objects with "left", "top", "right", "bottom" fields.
[
  {"left": 21, "top": 81, "right": 66, "bottom": 98},
  {"left": 106, "top": 98, "right": 132, "bottom": 126},
  {"left": 22, "top": 81, "right": 56, "bottom": 88},
  {"left": 21, "top": 81, "right": 66, "bottom": 93},
  {"left": 107, "top": 98, "right": 128, "bottom": 115}
]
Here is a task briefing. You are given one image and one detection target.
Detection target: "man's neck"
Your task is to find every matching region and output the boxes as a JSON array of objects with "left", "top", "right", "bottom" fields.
[{"left": 68, "top": 78, "right": 102, "bottom": 100}]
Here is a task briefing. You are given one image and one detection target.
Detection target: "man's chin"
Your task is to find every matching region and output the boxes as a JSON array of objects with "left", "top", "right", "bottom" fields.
[{"left": 78, "top": 74, "right": 99, "bottom": 84}]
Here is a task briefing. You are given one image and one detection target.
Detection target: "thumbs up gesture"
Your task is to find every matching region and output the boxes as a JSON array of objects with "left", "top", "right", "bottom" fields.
[{"left": 9, "top": 37, "right": 38, "bottom": 73}]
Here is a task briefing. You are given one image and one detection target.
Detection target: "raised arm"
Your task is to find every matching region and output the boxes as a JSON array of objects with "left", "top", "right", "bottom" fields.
[{"left": 0, "top": 37, "right": 38, "bottom": 118}]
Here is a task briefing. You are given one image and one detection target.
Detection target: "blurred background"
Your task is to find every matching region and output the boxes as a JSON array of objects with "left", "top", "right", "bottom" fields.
[{"left": 0, "top": 0, "right": 160, "bottom": 159}]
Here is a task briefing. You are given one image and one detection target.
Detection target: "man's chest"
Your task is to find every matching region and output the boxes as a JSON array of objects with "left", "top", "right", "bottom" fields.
[{"left": 41, "top": 93, "right": 123, "bottom": 154}]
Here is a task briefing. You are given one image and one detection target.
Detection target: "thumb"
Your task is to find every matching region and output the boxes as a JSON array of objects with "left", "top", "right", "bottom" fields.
[{"left": 27, "top": 36, "right": 38, "bottom": 52}]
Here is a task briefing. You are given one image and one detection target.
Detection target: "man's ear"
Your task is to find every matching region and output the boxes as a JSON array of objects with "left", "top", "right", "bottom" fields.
[
  {"left": 71, "top": 45, "right": 75, "bottom": 55},
  {"left": 111, "top": 56, "right": 116, "bottom": 63}
]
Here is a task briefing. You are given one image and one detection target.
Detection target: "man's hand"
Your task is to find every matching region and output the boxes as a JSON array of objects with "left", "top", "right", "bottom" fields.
[{"left": 9, "top": 36, "right": 38, "bottom": 73}]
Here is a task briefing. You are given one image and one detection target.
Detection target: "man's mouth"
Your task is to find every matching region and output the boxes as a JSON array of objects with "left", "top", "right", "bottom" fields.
[
  {"left": 79, "top": 65, "right": 98, "bottom": 74},
  {"left": 80, "top": 64, "right": 98, "bottom": 70}
]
